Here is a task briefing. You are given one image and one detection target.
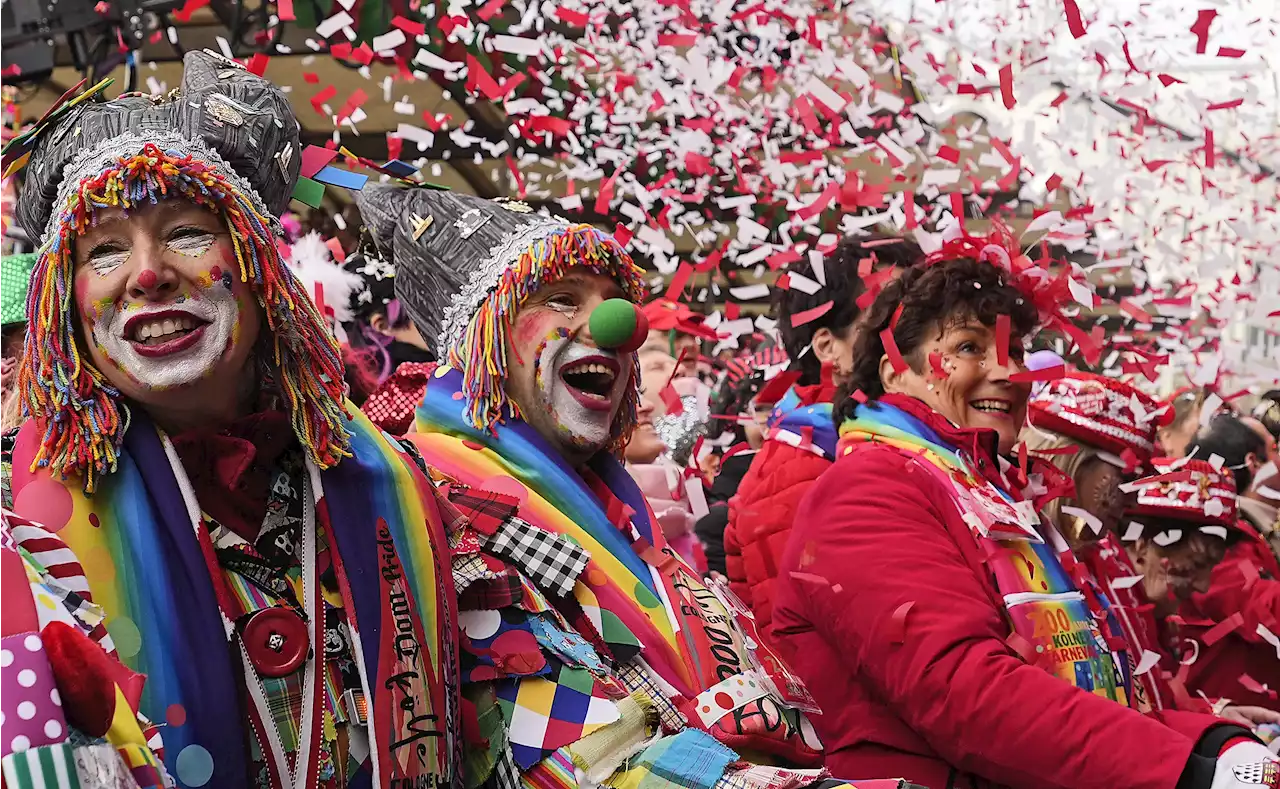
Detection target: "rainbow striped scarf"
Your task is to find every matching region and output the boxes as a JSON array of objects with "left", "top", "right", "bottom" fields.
[
  {"left": 411, "top": 365, "right": 705, "bottom": 696},
  {"left": 838, "top": 400, "right": 1135, "bottom": 706},
  {"left": 9, "top": 406, "right": 457, "bottom": 789}
]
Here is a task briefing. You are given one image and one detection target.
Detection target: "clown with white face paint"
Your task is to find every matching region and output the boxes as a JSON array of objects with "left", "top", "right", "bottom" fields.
[
  {"left": 364, "top": 186, "right": 838, "bottom": 789},
  {"left": 79, "top": 203, "right": 248, "bottom": 399},
  {"left": 7, "top": 50, "right": 458, "bottom": 789}
]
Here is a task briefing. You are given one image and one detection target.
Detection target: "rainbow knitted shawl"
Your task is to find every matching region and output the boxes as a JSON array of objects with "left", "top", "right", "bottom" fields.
[
  {"left": 411, "top": 364, "right": 707, "bottom": 697},
  {"left": 9, "top": 406, "right": 457, "bottom": 789}
]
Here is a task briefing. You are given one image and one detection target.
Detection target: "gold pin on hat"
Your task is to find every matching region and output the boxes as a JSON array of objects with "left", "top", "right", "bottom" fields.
[{"left": 411, "top": 213, "right": 434, "bottom": 240}]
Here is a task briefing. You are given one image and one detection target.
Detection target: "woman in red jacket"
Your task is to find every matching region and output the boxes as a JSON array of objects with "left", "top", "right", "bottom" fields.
[
  {"left": 771, "top": 226, "right": 1276, "bottom": 789},
  {"left": 723, "top": 234, "right": 920, "bottom": 639}
]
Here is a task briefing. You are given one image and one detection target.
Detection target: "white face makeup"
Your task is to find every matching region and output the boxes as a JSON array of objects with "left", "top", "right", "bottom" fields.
[
  {"left": 90, "top": 281, "right": 239, "bottom": 391},
  {"left": 533, "top": 332, "right": 631, "bottom": 453},
  {"left": 167, "top": 231, "right": 217, "bottom": 258},
  {"left": 89, "top": 250, "right": 131, "bottom": 277}
]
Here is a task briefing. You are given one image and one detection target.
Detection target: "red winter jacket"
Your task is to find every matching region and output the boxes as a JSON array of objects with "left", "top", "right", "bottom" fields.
[
  {"left": 772, "top": 394, "right": 1240, "bottom": 789},
  {"left": 1179, "top": 522, "right": 1280, "bottom": 710},
  {"left": 724, "top": 439, "right": 832, "bottom": 640}
]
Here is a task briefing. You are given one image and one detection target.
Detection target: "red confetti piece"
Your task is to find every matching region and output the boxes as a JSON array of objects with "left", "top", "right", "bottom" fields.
[
  {"left": 881, "top": 328, "right": 909, "bottom": 374},
  {"left": 1206, "top": 98, "right": 1244, "bottom": 110},
  {"left": 757, "top": 371, "right": 803, "bottom": 407},
  {"left": 1216, "top": 47, "right": 1246, "bottom": 58},
  {"left": 172, "top": 0, "right": 210, "bottom": 23},
  {"left": 665, "top": 261, "right": 693, "bottom": 301},
  {"left": 996, "top": 314, "right": 1011, "bottom": 366},
  {"left": 277, "top": 0, "right": 295, "bottom": 20},
  {"left": 1157, "top": 73, "right": 1184, "bottom": 87},
  {"left": 888, "top": 601, "right": 915, "bottom": 644},
  {"left": 246, "top": 53, "right": 269, "bottom": 77},
  {"left": 1120, "top": 298, "right": 1154, "bottom": 322},
  {"left": 657, "top": 33, "right": 698, "bottom": 47},
  {"left": 476, "top": 0, "right": 506, "bottom": 21},
  {"left": 554, "top": 5, "right": 587, "bottom": 25},
  {"left": 998, "top": 64, "right": 1015, "bottom": 109},
  {"left": 466, "top": 55, "right": 503, "bottom": 101},
  {"left": 937, "top": 145, "right": 960, "bottom": 164},
  {"left": 659, "top": 384, "right": 684, "bottom": 416},
  {"left": 904, "top": 190, "right": 917, "bottom": 230},
  {"left": 310, "top": 85, "right": 337, "bottom": 114},
  {"left": 1062, "top": 0, "right": 1087, "bottom": 37},
  {"left": 851, "top": 389, "right": 868, "bottom": 404},
  {"left": 1045, "top": 174, "right": 1063, "bottom": 191},
  {"left": 325, "top": 237, "right": 346, "bottom": 264},
  {"left": 889, "top": 302, "right": 905, "bottom": 331},
  {"left": 790, "top": 301, "right": 834, "bottom": 328},
  {"left": 391, "top": 15, "right": 425, "bottom": 35},
  {"left": 766, "top": 248, "right": 802, "bottom": 269},
  {"left": 302, "top": 72, "right": 319, "bottom": 84},
  {"left": 1201, "top": 612, "right": 1244, "bottom": 646},
  {"left": 928, "top": 352, "right": 949, "bottom": 379},
  {"left": 612, "top": 224, "right": 632, "bottom": 246},
  {"left": 1190, "top": 9, "right": 1217, "bottom": 54},
  {"left": 1010, "top": 364, "right": 1065, "bottom": 383},
  {"left": 774, "top": 273, "right": 791, "bottom": 291}
]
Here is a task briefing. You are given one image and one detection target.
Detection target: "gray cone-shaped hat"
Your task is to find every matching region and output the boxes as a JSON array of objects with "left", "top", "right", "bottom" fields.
[
  {"left": 355, "top": 184, "right": 568, "bottom": 359},
  {"left": 17, "top": 49, "right": 301, "bottom": 244}
]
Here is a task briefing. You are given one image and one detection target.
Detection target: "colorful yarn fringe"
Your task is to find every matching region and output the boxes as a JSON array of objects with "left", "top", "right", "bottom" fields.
[
  {"left": 19, "top": 143, "right": 351, "bottom": 490},
  {"left": 449, "top": 224, "right": 647, "bottom": 453}
]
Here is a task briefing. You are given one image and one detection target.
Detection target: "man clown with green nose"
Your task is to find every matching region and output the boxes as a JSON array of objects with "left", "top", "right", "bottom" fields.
[{"left": 356, "top": 184, "right": 847, "bottom": 789}]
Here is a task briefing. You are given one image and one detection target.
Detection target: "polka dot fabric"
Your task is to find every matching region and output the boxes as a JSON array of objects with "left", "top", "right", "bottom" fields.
[{"left": 0, "top": 633, "right": 67, "bottom": 757}]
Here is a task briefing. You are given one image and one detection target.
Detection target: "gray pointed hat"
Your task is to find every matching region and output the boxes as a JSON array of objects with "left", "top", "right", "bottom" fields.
[{"left": 355, "top": 183, "right": 646, "bottom": 430}]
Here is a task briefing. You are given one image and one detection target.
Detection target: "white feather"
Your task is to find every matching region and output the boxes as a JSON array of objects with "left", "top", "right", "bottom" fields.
[{"left": 286, "top": 232, "right": 365, "bottom": 325}]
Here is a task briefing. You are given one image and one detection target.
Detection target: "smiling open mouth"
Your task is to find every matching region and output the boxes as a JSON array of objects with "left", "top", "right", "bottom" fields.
[
  {"left": 124, "top": 310, "right": 211, "bottom": 357},
  {"left": 559, "top": 356, "right": 620, "bottom": 411},
  {"left": 970, "top": 399, "right": 1012, "bottom": 415}
]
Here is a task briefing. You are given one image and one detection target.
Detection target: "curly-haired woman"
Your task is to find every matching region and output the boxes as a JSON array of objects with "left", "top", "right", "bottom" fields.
[{"left": 771, "top": 228, "right": 1275, "bottom": 789}]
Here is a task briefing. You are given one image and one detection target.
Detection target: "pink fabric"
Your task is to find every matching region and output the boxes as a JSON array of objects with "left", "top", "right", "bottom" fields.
[{"left": 628, "top": 461, "right": 704, "bottom": 572}]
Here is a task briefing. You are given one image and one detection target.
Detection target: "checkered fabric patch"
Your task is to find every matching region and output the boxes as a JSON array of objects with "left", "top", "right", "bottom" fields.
[
  {"left": 460, "top": 572, "right": 524, "bottom": 611},
  {"left": 453, "top": 553, "right": 499, "bottom": 594},
  {"left": 495, "top": 666, "right": 621, "bottom": 769},
  {"left": 486, "top": 518, "right": 589, "bottom": 599},
  {"left": 616, "top": 660, "right": 686, "bottom": 733}
]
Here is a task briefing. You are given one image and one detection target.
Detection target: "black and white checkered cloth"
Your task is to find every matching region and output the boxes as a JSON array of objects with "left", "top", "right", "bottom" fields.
[{"left": 484, "top": 518, "right": 588, "bottom": 599}]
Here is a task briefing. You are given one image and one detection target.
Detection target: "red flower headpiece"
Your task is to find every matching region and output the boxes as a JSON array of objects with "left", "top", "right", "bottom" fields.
[{"left": 922, "top": 220, "right": 1090, "bottom": 336}]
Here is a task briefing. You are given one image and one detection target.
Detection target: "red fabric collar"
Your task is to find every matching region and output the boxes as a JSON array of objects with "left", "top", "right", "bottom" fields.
[{"left": 170, "top": 410, "right": 295, "bottom": 542}]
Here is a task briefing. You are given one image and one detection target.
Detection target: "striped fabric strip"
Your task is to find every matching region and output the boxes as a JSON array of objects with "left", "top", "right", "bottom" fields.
[
  {"left": 11, "top": 523, "right": 92, "bottom": 597},
  {"left": 0, "top": 742, "right": 82, "bottom": 789}
]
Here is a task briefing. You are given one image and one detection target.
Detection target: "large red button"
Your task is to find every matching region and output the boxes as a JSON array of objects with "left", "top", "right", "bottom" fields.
[{"left": 242, "top": 607, "right": 310, "bottom": 678}]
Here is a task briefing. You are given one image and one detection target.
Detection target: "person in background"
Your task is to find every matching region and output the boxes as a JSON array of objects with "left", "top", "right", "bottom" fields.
[
  {"left": 1180, "top": 415, "right": 1280, "bottom": 712},
  {"left": 1160, "top": 388, "right": 1208, "bottom": 457},
  {"left": 771, "top": 225, "right": 1275, "bottom": 788},
  {"left": 627, "top": 346, "right": 705, "bottom": 571},
  {"left": 724, "top": 234, "right": 921, "bottom": 638},
  {"left": 1, "top": 252, "right": 36, "bottom": 433},
  {"left": 695, "top": 367, "right": 770, "bottom": 577},
  {"left": 1023, "top": 372, "right": 1198, "bottom": 713},
  {"left": 641, "top": 297, "right": 721, "bottom": 378}
]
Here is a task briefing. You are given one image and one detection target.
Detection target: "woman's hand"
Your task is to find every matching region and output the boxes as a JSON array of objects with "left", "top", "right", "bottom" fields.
[{"left": 1219, "top": 704, "right": 1280, "bottom": 729}]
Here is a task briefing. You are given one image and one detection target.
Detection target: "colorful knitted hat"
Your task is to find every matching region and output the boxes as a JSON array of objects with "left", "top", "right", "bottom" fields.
[
  {"left": 1, "top": 253, "right": 37, "bottom": 327},
  {"left": 11, "top": 50, "right": 350, "bottom": 491},
  {"left": 1122, "top": 458, "right": 1239, "bottom": 535},
  {"left": 356, "top": 184, "right": 646, "bottom": 439},
  {"left": 1028, "top": 372, "right": 1167, "bottom": 466}
]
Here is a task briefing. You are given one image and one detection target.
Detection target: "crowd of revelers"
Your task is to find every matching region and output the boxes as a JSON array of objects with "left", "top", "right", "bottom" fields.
[{"left": 1, "top": 50, "right": 1279, "bottom": 789}]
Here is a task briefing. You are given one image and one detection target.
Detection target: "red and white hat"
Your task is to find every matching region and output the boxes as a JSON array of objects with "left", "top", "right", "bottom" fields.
[
  {"left": 1122, "top": 458, "right": 1238, "bottom": 531},
  {"left": 1028, "top": 372, "right": 1165, "bottom": 464}
]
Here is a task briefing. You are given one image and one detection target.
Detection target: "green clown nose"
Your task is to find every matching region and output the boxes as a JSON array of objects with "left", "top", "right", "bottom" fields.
[{"left": 588, "top": 298, "right": 648, "bottom": 353}]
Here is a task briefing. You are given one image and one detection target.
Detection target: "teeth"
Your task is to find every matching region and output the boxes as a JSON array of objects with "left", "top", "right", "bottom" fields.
[
  {"left": 131, "top": 315, "right": 201, "bottom": 343},
  {"left": 568, "top": 361, "right": 614, "bottom": 378},
  {"left": 971, "top": 399, "right": 1011, "bottom": 413}
]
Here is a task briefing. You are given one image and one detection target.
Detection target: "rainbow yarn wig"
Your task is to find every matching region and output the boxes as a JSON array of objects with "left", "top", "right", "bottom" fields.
[
  {"left": 10, "top": 50, "right": 350, "bottom": 490},
  {"left": 356, "top": 184, "right": 646, "bottom": 450}
]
